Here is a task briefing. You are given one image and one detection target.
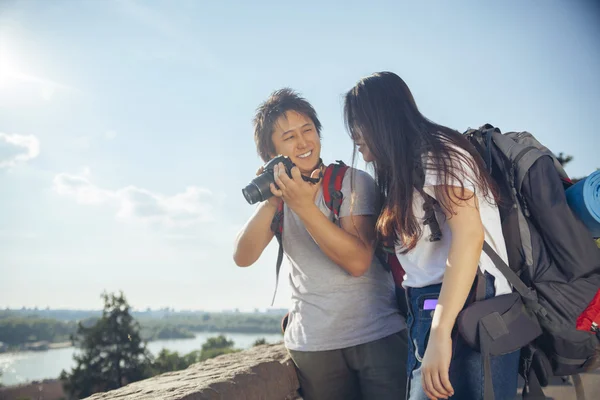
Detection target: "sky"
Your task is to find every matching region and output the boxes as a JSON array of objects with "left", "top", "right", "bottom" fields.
[{"left": 1, "top": 0, "right": 599, "bottom": 312}]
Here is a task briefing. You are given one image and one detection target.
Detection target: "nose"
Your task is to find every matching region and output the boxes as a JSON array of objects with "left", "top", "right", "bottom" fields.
[{"left": 296, "top": 134, "right": 307, "bottom": 148}]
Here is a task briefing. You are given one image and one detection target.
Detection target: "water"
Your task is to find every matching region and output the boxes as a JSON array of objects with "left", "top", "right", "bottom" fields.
[{"left": 0, "top": 332, "right": 283, "bottom": 386}]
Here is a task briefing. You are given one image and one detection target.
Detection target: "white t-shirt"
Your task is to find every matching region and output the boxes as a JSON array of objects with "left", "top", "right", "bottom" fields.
[{"left": 395, "top": 150, "right": 512, "bottom": 296}]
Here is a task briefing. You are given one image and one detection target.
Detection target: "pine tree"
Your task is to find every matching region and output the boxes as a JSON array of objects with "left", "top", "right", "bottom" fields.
[{"left": 60, "top": 292, "right": 152, "bottom": 398}]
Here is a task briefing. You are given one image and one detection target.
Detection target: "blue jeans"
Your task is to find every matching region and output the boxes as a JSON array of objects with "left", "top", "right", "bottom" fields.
[{"left": 405, "top": 273, "right": 520, "bottom": 400}]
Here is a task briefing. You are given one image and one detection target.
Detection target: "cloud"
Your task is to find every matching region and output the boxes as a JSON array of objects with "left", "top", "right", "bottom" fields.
[
  {"left": 0, "top": 132, "right": 40, "bottom": 168},
  {"left": 53, "top": 170, "right": 214, "bottom": 227}
]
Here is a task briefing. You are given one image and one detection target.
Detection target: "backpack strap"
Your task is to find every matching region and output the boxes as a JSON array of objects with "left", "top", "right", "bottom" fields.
[
  {"left": 322, "top": 161, "right": 349, "bottom": 222},
  {"left": 414, "top": 164, "right": 443, "bottom": 242},
  {"left": 270, "top": 201, "right": 285, "bottom": 306}
]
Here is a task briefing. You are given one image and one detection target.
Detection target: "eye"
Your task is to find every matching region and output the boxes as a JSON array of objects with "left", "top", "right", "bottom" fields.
[
  {"left": 303, "top": 128, "right": 312, "bottom": 133},
  {"left": 284, "top": 135, "right": 294, "bottom": 141}
]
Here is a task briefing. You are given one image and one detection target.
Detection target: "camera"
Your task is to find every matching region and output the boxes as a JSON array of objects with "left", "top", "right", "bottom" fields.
[{"left": 242, "top": 155, "right": 296, "bottom": 204}]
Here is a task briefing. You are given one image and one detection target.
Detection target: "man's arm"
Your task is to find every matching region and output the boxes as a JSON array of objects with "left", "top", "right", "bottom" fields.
[
  {"left": 272, "top": 165, "right": 378, "bottom": 276},
  {"left": 233, "top": 201, "right": 277, "bottom": 267},
  {"left": 296, "top": 208, "right": 377, "bottom": 276}
]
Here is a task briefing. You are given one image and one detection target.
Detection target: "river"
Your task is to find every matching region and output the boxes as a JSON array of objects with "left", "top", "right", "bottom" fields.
[{"left": 0, "top": 332, "right": 283, "bottom": 386}]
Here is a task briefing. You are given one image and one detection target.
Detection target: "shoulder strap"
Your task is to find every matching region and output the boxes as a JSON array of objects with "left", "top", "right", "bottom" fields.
[
  {"left": 270, "top": 201, "right": 285, "bottom": 306},
  {"left": 322, "top": 161, "right": 349, "bottom": 222},
  {"left": 414, "top": 164, "right": 443, "bottom": 242}
]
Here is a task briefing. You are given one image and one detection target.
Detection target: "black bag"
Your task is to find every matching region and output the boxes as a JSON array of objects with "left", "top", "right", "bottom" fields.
[{"left": 457, "top": 244, "right": 543, "bottom": 400}]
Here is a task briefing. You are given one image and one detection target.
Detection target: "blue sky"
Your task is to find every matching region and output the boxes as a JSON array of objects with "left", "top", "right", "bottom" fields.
[{"left": 1, "top": 0, "right": 598, "bottom": 311}]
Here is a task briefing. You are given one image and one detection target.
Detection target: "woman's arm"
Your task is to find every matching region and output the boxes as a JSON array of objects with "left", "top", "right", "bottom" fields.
[{"left": 420, "top": 186, "right": 484, "bottom": 400}]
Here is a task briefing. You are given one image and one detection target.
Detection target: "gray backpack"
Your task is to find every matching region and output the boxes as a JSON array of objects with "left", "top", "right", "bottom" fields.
[{"left": 463, "top": 124, "right": 600, "bottom": 400}]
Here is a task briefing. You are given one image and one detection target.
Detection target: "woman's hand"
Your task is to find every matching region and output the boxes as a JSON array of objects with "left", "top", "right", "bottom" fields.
[
  {"left": 270, "top": 162, "right": 320, "bottom": 214},
  {"left": 420, "top": 329, "right": 454, "bottom": 400}
]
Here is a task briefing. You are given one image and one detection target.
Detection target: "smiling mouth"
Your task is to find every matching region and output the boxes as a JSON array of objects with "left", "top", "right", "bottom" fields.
[{"left": 297, "top": 150, "right": 312, "bottom": 159}]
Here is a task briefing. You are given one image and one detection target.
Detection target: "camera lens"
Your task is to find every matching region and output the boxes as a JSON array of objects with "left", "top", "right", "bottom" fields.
[
  {"left": 242, "top": 183, "right": 261, "bottom": 205},
  {"left": 242, "top": 173, "right": 275, "bottom": 204}
]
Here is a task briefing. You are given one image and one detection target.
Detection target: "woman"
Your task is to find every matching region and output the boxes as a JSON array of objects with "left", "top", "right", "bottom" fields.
[{"left": 343, "top": 72, "right": 519, "bottom": 400}]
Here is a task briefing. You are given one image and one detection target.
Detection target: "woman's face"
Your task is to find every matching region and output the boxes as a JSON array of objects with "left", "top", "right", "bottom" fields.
[{"left": 354, "top": 132, "right": 375, "bottom": 163}]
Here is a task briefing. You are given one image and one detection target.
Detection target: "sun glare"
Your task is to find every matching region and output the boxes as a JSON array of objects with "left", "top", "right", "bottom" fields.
[{"left": 0, "top": 46, "right": 23, "bottom": 86}]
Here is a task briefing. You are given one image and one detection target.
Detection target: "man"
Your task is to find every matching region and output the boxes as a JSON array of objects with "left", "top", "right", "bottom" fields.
[{"left": 233, "top": 88, "right": 407, "bottom": 400}]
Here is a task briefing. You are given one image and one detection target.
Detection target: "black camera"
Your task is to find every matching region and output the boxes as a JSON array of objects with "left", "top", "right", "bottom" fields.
[
  {"left": 242, "top": 155, "right": 322, "bottom": 205},
  {"left": 242, "top": 155, "right": 296, "bottom": 205}
]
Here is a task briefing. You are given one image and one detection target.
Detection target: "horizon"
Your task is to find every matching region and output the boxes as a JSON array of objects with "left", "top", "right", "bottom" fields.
[{"left": 2, "top": 0, "right": 599, "bottom": 310}]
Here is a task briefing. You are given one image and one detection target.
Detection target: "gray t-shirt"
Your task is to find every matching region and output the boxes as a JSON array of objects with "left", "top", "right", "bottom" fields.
[{"left": 282, "top": 168, "right": 406, "bottom": 351}]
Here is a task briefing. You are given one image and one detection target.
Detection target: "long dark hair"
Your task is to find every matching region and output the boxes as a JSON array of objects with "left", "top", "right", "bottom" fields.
[{"left": 344, "top": 71, "right": 497, "bottom": 253}]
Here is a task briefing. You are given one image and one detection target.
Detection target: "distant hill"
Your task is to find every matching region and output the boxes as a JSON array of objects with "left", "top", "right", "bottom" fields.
[{"left": 0, "top": 309, "right": 287, "bottom": 351}]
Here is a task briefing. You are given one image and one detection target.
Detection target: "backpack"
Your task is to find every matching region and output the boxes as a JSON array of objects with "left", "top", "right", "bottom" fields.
[{"left": 463, "top": 124, "right": 600, "bottom": 400}]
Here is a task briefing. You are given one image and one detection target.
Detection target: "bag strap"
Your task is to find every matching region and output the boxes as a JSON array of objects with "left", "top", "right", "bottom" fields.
[
  {"left": 481, "top": 242, "right": 543, "bottom": 308},
  {"left": 479, "top": 321, "right": 496, "bottom": 400},
  {"left": 413, "top": 163, "right": 443, "bottom": 242},
  {"left": 521, "top": 364, "right": 547, "bottom": 400},
  {"left": 322, "top": 161, "right": 349, "bottom": 223},
  {"left": 270, "top": 201, "right": 285, "bottom": 306}
]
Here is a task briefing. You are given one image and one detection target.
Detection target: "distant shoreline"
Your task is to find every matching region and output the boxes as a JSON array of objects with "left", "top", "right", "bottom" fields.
[{"left": 0, "top": 330, "right": 283, "bottom": 355}]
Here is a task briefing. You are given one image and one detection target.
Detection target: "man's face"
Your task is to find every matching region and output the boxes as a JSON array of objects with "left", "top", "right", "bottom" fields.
[{"left": 270, "top": 110, "right": 321, "bottom": 175}]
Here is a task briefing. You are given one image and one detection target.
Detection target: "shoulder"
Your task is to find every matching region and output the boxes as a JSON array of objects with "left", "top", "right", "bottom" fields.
[{"left": 339, "top": 166, "right": 374, "bottom": 182}]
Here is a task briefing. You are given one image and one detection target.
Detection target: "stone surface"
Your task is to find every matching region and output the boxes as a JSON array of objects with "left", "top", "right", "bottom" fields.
[
  {"left": 71, "top": 341, "right": 600, "bottom": 400},
  {"left": 84, "top": 343, "right": 300, "bottom": 400},
  {"left": 0, "top": 379, "right": 65, "bottom": 400}
]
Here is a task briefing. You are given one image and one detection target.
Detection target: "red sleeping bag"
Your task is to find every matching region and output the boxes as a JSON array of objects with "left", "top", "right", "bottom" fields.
[{"left": 576, "top": 288, "right": 600, "bottom": 333}]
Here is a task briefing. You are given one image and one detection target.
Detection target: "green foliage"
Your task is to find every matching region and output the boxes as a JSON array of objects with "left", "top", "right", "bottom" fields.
[
  {"left": 253, "top": 338, "right": 267, "bottom": 346},
  {"left": 143, "top": 325, "right": 195, "bottom": 341},
  {"left": 0, "top": 318, "right": 78, "bottom": 346},
  {"left": 0, "top": 310, "right": 285, "bottom": 348},
  {"left": 60, "top": 292, "right": 153, "bottom": 399},
  {"left": 136, "top": 312, "right": 284, "bottom": 334},
  {"left": 150, "top": 335, "right": 239, "bottom": 375},
  {"left": 151, "top": 349, "right": 191, "bottom": 374},
  {"left": 201, "top": 335, "right": 234, "bottom": 351}
]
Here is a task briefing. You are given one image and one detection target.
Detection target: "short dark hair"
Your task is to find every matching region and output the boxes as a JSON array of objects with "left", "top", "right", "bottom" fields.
[{"left": 253, "top": 88, "right": 322, "bottom": 162}]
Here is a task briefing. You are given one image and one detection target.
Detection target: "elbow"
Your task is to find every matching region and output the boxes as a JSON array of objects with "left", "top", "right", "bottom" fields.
[
  {"left": 348, "top": 255, "right": 372, "bottom": 277},
  {"left": 233, "top": 251, "right": 254, "bottom": 268},
  {"left": 461, "top": 224, "right": 485, "bottom": 248}
]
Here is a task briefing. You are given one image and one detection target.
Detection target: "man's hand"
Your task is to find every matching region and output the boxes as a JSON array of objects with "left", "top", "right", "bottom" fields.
[
  {"left": 255, "top": 165, "right": 282, "bottom": 209},
  {"left": 270, "top": 162, "right": 320, "bottom": 214}
]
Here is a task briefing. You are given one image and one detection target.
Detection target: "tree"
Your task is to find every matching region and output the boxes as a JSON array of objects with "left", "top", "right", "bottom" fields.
[
  {"left": 150, "top": 336, "right": 239, "bottom": 375},
  {"left": 199, "top": 335, "right": 238, "bottom": 361},
  {"left": 60, "top": 292, "right": 152, "bottom": 399},
  {"left": 556, "top": 152, "right": 573, "bottom": 166},
  {"left": 555, "top": 152, "right": 598, "bottom": 184},
  {"left": 151, "top": 349, "right": 191, "bottom": 374},
  {"left": 253, "top": 338, "right": 267, "bottom": 346}
]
